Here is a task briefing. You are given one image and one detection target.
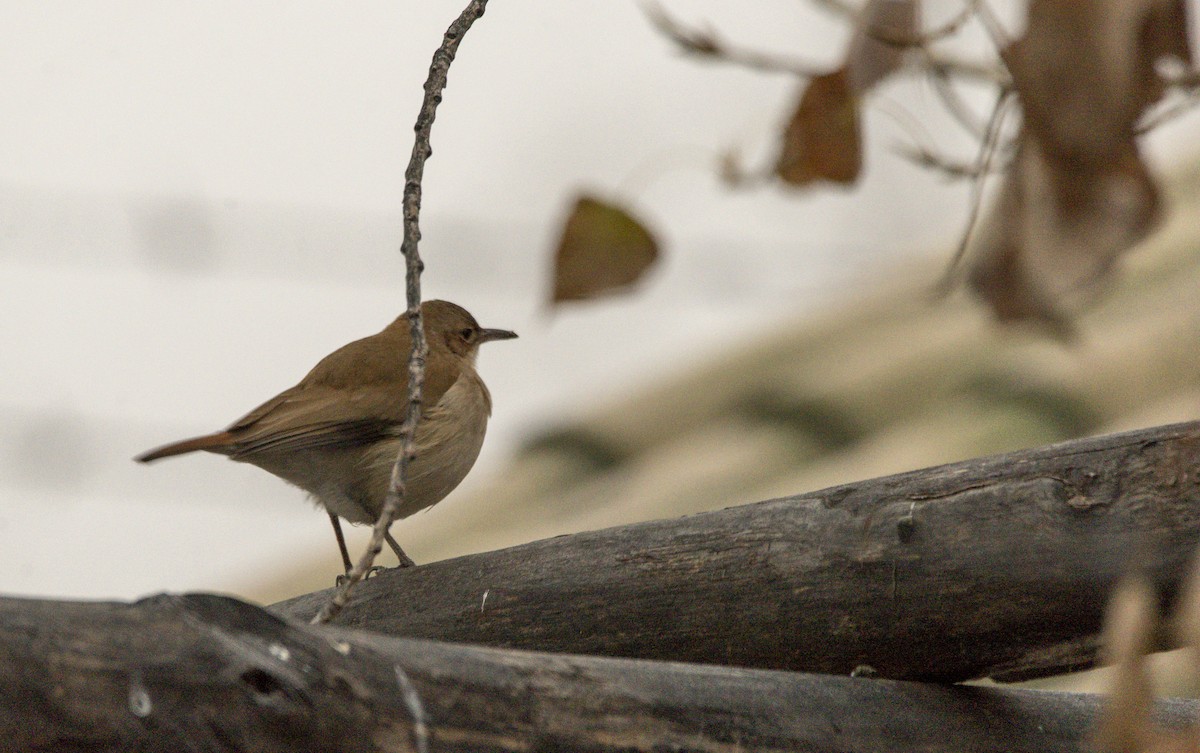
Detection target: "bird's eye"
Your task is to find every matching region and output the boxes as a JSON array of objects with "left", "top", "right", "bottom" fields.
[{"left": 459, "top": 328, "right": 475, "bottom": 340}]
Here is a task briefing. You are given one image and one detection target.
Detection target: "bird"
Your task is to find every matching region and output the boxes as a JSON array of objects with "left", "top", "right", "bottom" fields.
[{"left": 136, "top": 299, "right": 517, "bottom": 573}]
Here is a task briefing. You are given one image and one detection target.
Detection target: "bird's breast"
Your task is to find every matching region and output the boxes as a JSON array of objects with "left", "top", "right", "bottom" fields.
[{"left": 355, "top": 367, "right": 492, "bottom": 520}]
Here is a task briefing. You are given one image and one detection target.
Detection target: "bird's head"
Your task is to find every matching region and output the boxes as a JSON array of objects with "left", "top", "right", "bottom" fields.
[{"left": 423, "top": 299, "right": 518, "bottom": 360}]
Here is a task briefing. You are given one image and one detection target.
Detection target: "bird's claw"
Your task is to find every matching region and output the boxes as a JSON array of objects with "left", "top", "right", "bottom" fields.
[{"left": 334, "top": 565, "right": 387, "bottom": 588}]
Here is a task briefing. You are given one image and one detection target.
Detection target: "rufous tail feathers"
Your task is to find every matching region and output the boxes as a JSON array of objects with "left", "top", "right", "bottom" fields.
[{"left": 135, "top": 431, "right": 236, "bottom": 463}]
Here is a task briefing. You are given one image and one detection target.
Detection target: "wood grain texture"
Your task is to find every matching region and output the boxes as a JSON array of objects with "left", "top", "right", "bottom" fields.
[
  {"left": 274, "top": 420, "right": 1200, "bottom": 681},
  {"left": 2, "top": 593, "right": 1193, "bottom": 752}
]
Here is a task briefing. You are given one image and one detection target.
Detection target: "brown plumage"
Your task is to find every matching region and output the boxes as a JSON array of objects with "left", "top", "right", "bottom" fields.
[{"left": 137, "top": 299, "right": 517, "bottom": 571}]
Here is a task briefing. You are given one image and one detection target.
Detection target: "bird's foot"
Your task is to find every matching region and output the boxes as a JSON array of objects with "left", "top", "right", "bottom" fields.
[{"left": 334, "top": 565, "right": 387, "bottom": 587}]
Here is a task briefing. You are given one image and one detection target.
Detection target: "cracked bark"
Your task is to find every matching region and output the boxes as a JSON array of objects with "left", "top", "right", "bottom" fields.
[
  {"left": 2, "top": 592, "right": 1196, "bottom": 753},
  {"left": 274, "top": 420, "right": 1200, "bottom": 682}
]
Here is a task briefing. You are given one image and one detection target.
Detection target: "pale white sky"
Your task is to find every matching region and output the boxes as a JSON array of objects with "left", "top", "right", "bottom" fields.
[
  {"left": 0, "top": 1, "right": 976, "bottom": 239},
  {"left": 0, "top": 1, "right": 1195, "bottom": 599}
]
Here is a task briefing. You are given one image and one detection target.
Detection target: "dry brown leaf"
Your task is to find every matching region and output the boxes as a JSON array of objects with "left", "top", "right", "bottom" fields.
[
  {"left": 775, "top": 68, "right": 862, "bottom": 186},
  {"left": 846, "top": 0, "right": 918, "bottom": 93},
  {"left": 774, "top": 1, "right": 910, "bottom": 189},
  {"left": 550, "top": 195, "right": 659, "bottom": 305}
]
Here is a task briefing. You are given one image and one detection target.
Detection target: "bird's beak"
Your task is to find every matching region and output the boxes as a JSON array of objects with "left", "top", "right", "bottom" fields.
[{"left": 478, "top": 328, "right": 518, "bottom": 343}]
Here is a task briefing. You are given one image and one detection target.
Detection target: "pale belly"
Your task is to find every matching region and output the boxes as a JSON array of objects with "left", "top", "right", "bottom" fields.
[{"left": 311, "top": 371, "right": 491, "bottom": 524}]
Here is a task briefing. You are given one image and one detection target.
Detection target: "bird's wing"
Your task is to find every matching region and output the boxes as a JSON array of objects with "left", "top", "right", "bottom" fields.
[
  {"left": 226, "top": 385, "right": 403, "bottom": 457},
  {"left": 224, "top": 334, "right": 462, "bottom": 459}
]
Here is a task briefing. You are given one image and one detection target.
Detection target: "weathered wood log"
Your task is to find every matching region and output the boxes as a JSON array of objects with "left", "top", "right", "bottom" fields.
[
  {"left": 274, "top": 420, "right": 1200, "bottom": 682},
  {"left": 1, "top": 592, "right": 1193, "bottom": 753}
]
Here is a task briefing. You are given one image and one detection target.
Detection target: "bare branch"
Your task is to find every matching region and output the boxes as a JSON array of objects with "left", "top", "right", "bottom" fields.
[
  {"left": 925, "top": 64, "right": 992, "bottom": 139},
  {"left": 934, "top": 88, "right": 1014, "bottom": 295},
  {"left": 972, "top": 0, "right": 1012, "bottom": 50},
  {"left": 917, "top": 46, "right": 1013, "bottom": 142},
  {"left": 9, "top": 593, "right": 1200, "bottom": 752},
  {"left": 872, "top": 93, "right": 962, "bottom": 169},
  {"left": 806, "top": 0, "right": 857, "bottom": 21},
  {"left": 855, "top": 0, "right": 1008, "bottom": 87},
  {"left": 313, "top": 0, "right": 490, "bottom": 625},
  {"left": 893, "top": 142, "right": 992, "bottom": 178},
  {"left": 924, "top": 52, "right": 1009, "bottom": 86},
  {"left": 642, "top": 1, "right": 827, "bottom": 78}
]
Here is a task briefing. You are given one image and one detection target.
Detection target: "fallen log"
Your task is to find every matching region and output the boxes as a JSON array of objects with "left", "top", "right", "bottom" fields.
[
  {"left": 1, "top": 592, "right": 1192, "bottom": 753},
  {"left": 274, "top": 420, "right": 1200, "bottom": 681}
]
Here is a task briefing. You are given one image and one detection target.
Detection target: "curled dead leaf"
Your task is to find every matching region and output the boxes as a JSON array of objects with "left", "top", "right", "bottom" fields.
[
  {"left": 550, "top": 195, "right": 660, "bottom": 305},
  {"left": 775, "top": 68, "right": 862, "bottom": 186},
  {"left": 965, "top": 0, "right": 1183, "bottom": 331},
  {"left": 1005, "top": 0, "right": 1192, "bottom": 164}
]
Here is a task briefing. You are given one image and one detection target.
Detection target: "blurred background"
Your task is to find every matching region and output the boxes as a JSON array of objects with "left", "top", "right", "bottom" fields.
[{"left": 0, "top": 0, "right": 1198, "bottom": 611}]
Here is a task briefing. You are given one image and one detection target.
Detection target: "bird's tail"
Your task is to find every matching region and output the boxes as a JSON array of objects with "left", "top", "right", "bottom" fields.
[{"left": 135, "top": 431, "right": 236, "bottom": 463}]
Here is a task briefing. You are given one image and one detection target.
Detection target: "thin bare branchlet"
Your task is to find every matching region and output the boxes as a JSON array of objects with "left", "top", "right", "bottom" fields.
[
  {"left": 934, "top": 89, "right": 1015, "bottom": 296},
  {"left": 806, "top": 0, "right": 857, "bottom": 21},
  {"left": 647, "top": 0, "right": 1197, "bottom": 332},
  {"left": 924, "top": 52, "right": 1009, "bottom": 87},
  {"left": 1137, "top": 74, "right": 1200, "bottom": 134},
  {"left": 872, "top": 93, "right": 948, "bottom": 158},
  {"left": 646, "top": 0, "right": 1013, "bottom": 155},
  {"left": 971, "top": 0, "right": 1012, "bottom": 50},
  {"left": 921, "top": 47, "right": 1013, "bottom": 140},
  {"left": 313, "top": 0, "right": 490, "bottom": 625},
  {"left": 893, "top": 143, "right": 995, "bottom": 178},
  {"left": 858, "top": 0, "right": 977, "bottom": 50},
  {"left": 843, "top": 0, "right": 1005, "bottom": 83},
  {"left": 925, "top": 63, "right": 993, "bottom": 139},
  {"left": 647, "top": 0, "right": 1005, "bottom": 88},
  {"left": 641, "top": 1, "right": 827, "bottom": 78},
  {"left": 877, "top": 84, "right": 1011, "bottom": 179}
]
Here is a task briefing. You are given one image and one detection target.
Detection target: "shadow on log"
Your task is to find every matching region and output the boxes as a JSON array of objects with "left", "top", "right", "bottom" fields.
[
  {"left": 273, "top": 420, "right": 1200, "bottom": 682},
  {"left": 1, "top": 592, "right": 1195, "bottom": 752}
]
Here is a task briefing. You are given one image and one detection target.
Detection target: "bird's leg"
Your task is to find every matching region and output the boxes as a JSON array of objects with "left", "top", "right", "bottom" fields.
[
  {"left": 385, "top": 531, "right": 417, "bottom": 568},
  {"left": 330, "top": 513, "right": 400, "bottom": 584},
  {"left": 328, "top": 512, "right": 353, "bottom": 575}
]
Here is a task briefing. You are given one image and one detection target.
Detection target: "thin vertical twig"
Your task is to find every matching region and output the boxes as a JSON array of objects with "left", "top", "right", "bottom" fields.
[
  {"left": 313, "top": 0, "right": 490, "bottom": 625},
  {"left": 932, "top": 88, "right": 1014, "bottom": 297}
]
